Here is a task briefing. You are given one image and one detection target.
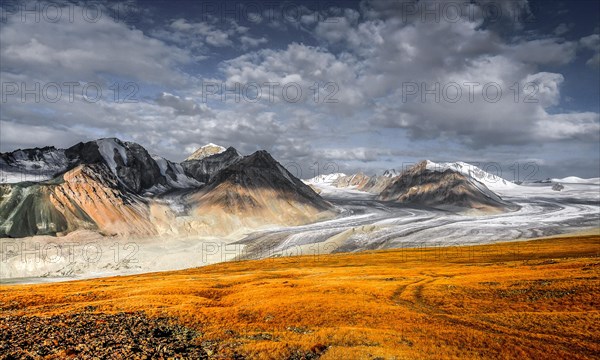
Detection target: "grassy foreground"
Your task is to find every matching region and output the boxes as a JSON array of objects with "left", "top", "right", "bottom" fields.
[{"left": 1, "top": 235, "right": 599, "bottom": 359}]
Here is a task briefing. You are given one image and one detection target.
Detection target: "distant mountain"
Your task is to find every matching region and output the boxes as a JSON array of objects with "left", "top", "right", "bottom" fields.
[
  {"left": 316, "top": 161, "right": 517, "bottom": 213},
  {"left": 185, "top": 143, "right": 227, "bottom": 161},
  {"left": 328, "top": 161, "right": 518, "bottom": 195},
  {"left": 550, "top": 176, "right": 600, "bottom": 185},
  {"left": 333, "top": 172, "right": 371, "bottom": 189},
  {"left": 423, "top": 161, "right": 517, "bottom": 192},
  {"left": 0, "top": 139, "right": 333, "bottom": 238},
  {"left": 379, "top": 161, "right": 516, "bottom": 213},
  {"left": 1, "top": 146, "right": 69, "bottom": 183},
  {"left": 304, "top": 173, "right": 346, "bottom": 185},
  {"left": 332, "top": 172, "right": 395, "bottom": 194},
  {"left": 360, "top": 174, "right": 397, "bottom": 194}
]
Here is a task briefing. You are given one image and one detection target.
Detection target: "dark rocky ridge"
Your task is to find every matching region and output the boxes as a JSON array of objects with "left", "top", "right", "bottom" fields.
[
  {"left": 182, "top": 146, "right": 242, "bottom": 183},
  {"left": 206, "top": 150, "right": 330, "bottom": 211}
]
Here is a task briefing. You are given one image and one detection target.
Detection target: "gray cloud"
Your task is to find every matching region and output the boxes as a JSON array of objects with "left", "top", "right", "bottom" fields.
[
  {"left": 155, "top": 92, "right": 214, "bottom": 117},
  {"left": 0, "top": 0, "right": 597, "bottom": 179},
  {"left": 580, "top": 33, "right": 600, "bottom": 68},
  {"left": 0, "top": 3, "right": 191, "bottom": 86}
]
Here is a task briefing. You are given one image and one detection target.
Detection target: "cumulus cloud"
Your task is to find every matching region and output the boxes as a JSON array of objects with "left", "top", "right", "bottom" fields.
[
  {"left": 155, "top": 92, "right": 214, "bottom": 117},
  {"left": 508, "top": 39, "right": 577, "bottom": 66},
  {"left": 217, "top": 2, "right": 594, "bottom": 151},
  {"left": 220, "top": 43, "right": 365, "bottom": 115},
  {"left": 360, "top": 0, "right": 532, "bottom": 29},
  {"left": 0, "top": 3, "right": 191, "bottom": 86}
]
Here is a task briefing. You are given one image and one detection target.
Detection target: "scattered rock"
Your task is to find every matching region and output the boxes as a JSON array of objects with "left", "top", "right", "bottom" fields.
[
  {"left": 286, "top": 326, "right": 312, "bottom": 334},
  {"left": 0, "top": 312, "right": 207, "bottom": 359},
  {"left": 552, "top": 183, "right": 564, "bottom": 191}
]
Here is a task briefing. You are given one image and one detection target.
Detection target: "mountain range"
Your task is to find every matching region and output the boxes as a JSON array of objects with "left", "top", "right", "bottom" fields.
[
  {"left": 1, "top": 139, "right": 525, "bottom": 239},
  {"left": 307, "top": 160, "right": 519, "bottom": 213},
  {"left": 0, "top": 139, "right": 331, "bottom": 238}
]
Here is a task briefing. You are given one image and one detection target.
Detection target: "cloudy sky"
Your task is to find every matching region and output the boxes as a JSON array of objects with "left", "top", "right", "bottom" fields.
[{"left": 0, "top": 0, "right": 599, "bottom": 180}]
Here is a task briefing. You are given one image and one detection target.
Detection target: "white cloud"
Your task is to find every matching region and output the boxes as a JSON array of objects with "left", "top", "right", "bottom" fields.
[
  {"left": 580, "top": 34, "right": 600, "bottom": 68},
  {"left": 508, "top": 38, "right": 577, "bottom": 66},
  {"left": 155, "top": 92, "right": 214, "bottom": 117},
  {"left": 535, "top": 112, "right": 600, "bottom": 141},
  {"left": 220, "top": 43, "right": 365, "bottom": 114}
]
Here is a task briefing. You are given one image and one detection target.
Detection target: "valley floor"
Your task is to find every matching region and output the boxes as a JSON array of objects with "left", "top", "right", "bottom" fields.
[
  {"left": 2, "top": 181, "right": 598, "bottom": 282},
  {"left": 1, "top": 234, "right": 599, "bottom": 359}
]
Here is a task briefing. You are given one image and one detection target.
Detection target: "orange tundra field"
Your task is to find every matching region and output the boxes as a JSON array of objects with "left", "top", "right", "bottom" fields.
[{"left": 1, "top": 234, "right": 599, "bottom": 359}]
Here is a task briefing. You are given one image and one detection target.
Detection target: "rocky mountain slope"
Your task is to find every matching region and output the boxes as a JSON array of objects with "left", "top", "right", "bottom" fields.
[
  {"left": 0, "top": 163, "right": 156, "bottom": 237},
  {"left": 332, "top": 170, "right": 397, "bottom": 194},
  {"left": 187, "top": 151, "right": 332, "bottom": 235},
  {"left": 333, "top": 172, "right": 371, "bottom": 189}
]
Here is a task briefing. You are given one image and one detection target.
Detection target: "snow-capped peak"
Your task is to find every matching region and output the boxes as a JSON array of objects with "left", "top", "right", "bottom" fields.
[
  {"left": 550, "top": 176, "right": 600, "bottom": 185},
  {"left": 425, "top": 160, "right": 517, "bottom": 192},
  {"left": 382, "top": 169, "right": 399, "bottom": 178},
  {"left": 186, "top": 143, "right": 227, "bottom": 161},
  {"left": 304, "top": 173, "right": 347, "bottom": 185}
]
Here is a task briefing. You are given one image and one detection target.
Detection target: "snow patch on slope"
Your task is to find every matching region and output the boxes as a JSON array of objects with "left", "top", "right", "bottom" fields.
[
  {"left": 276, "top": 163, "right": 297, "bottom": 185},
  {"left": 153, "top": 156, "right": 203, "bottom": 189},
  {"left": 96, "top": 139, "right": 128, "bottom": 176}
]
